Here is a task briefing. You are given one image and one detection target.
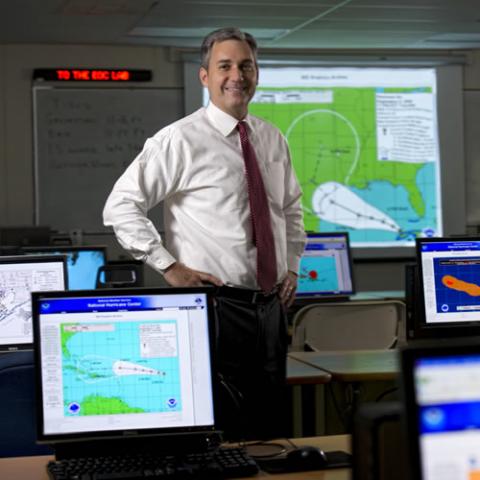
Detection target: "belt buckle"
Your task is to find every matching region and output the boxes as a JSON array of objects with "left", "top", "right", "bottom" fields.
[{"left": 252, "top": 291, "right": 261, "bottom": 303}]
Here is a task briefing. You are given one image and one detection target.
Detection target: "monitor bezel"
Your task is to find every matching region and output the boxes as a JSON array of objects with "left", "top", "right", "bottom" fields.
[
  {"left": 32, "top": 286, "right": 218, "bottom": 444},
  {"left": 296, "top": 231, "right": 356, "bottom": 299},
  {"left": 0, "top": 254, "right": 68, "bottom": 352},
  {"left": 22, "top": 245, "right": 108, "bottom": 290},
  {"left": 401, "top": 340, "right": 480, "bottom": 480},
  {"left": 414, "top": 236, "right": 480, "bottom": 339}
]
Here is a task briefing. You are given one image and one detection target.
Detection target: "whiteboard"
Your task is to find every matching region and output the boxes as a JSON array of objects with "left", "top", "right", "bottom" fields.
[{"left": 33, "top": 87, "right": 183, "bottom": 233}]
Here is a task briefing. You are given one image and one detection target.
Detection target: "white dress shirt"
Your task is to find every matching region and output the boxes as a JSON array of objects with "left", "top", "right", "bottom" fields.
[{"left": 103, "top": 102, "right": 306, "bottom": 289}]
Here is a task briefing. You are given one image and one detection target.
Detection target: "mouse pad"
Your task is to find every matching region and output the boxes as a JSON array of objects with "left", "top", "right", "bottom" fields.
[{"left": 257, "top": 450, "right": 352, "bottom": 473}]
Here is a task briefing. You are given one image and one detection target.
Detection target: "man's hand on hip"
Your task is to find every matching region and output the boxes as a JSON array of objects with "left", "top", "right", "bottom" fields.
[
  {"left": 279, "top": 270, "right": 298, "bottom": 307},
  {"left": 163, "top": 262, "right": 223, "bottom": 287}
]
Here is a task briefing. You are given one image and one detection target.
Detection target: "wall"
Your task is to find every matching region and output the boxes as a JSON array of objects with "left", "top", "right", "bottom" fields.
[
  {"left": 0, "top": 44, "right": 182, "bottom": 226},
  {"left": 0, "top": 46, "right": 6, "bottom": 224},
  {"left": 0, "top": 44, "right": 479, "bottom": 289}
]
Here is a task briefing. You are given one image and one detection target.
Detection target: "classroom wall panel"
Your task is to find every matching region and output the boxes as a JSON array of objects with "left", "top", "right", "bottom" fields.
[
  {"left": 464, "top": 50, "right": 480, "bottom": 90},
  {"left": 2, "top": 44, "right": 182, "bottom": 226},
  {"left": 465, "top": 90, "right": 480, "bottom": 226}
]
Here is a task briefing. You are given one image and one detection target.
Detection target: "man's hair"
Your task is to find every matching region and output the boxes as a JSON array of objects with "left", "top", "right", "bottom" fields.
[{"left": 200, "top": 27, "right": 258, "bottom": 70}]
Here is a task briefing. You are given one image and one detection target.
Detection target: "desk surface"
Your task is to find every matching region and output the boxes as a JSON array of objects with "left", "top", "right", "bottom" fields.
[
  {"left": 287, "top": 356, "right": 332, "bottom": 385},
  {"left": 350, "top": 290, "right": 405, "bottom": 301},
  {"left": 0, "top": 435, "right": 351, "bottom": 480},
  {"left": 289, "top": 349, "right": 399, "bottom": 382}
]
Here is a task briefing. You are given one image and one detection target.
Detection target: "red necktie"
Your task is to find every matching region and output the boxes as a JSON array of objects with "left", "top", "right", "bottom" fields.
[{"left": 237, "top": 121, "right": 277, "bottom": 293}]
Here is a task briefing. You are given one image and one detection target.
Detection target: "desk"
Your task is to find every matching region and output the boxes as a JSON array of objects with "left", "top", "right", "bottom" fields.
[
  {"left": 289, "top": 350, "right": 399, "bottom": 430},
  {"left": 289, "top": 350, "right": 399, "bottom": 382},
  {"left": 350, "top": 290, "right": 405, "bottom": 301},
  {"left": 287, "top": 357, "right": 332, "bottom": 385},
  {"left": 287, "top": 357, "right": 332, "bottom": 437},
  {"left": 0, "top": 435, "right": 351, "bottom": 480}
]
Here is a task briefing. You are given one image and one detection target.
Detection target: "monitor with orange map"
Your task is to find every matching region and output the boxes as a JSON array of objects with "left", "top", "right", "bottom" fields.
[{"left": 415, "top": 237, "right": 480, "bottom": 339}]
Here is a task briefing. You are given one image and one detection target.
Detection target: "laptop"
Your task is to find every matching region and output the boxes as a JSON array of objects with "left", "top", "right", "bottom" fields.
[
  {"left": 31, "top": 287, "right": 258, "bottom": 478},
  {"left": 0, "top": 254, "right": 67, "bottom": 352},
  {"left": 296, "top": 232, "right": 355, "bottom": 301},
  {"left": 401, "top": 340, "right": 480, "bottom": 480}
]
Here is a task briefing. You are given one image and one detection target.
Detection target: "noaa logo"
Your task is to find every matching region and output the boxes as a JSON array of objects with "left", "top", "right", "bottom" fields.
[
  {"left": 167, "top": 398, "right": 177, "bottom": 408},
  {"left": 41, "top": 303, "right": 50, "bottom": 311},
  {"left": 422, "top": 407, "right": 445, "bottom": 430},
  {"left": 68, "top": 402, "right": 80, "bottom": 415}
]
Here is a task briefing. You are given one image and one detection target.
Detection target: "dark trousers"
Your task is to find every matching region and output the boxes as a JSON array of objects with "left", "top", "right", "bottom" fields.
[{"left": 213, "top": 293, "right": 288, "bottom": 441}]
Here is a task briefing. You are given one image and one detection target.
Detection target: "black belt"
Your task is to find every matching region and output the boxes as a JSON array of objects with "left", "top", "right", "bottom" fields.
[{"left": 216, "top": 285, "right": 278, "bottom": 304}]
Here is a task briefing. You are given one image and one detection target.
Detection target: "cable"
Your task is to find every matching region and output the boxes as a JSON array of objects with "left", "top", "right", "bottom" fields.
[
  {"left": 243, "top": 441, "right": 287, "bottom": 459},
  {"left": 376, "top": 386, "right": 399, "bottom": 402}
]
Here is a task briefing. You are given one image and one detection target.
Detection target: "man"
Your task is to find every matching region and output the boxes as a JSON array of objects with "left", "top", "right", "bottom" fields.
[{"left": 103, "top": 27, "right": 305, "bottom": 439}]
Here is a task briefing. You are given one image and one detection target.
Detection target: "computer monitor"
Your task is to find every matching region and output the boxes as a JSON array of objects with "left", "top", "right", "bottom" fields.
[
  {"left": 0, "top": 255, "right": 67, "bottom": 352},
  {"left": 414, "top": 236, "right": 480, "bottom": 339},
  {"left": 296, "top": 232, "right": 355, "bottom": 299},
  {"left": 402, "top": 340, "right": 480, "bottom": 480},
  {"left": 32, "top": 287, "right": 216, "bottom": 444},
  {"left": 22, "top": 245, "right": 107, "bottom": 290}
]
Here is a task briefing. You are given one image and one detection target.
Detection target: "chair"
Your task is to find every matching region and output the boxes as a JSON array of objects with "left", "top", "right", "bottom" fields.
[
  {"left": 291, "top": 300, "right": 405, "bottom": 352},
  {"left": 0, "top": 351, "right": 54, "bottom": 457},
  {"left": 290, "top": 300, "right": 405, "bottom": 433},
  {"left": 95, "top": 260, "right": 144, "bottom": 288}
]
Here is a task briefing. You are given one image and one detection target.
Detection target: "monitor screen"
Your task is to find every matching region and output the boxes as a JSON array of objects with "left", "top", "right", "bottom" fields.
[
  {"left": 415, "top": 237, "right": 480, "bottom": 338},
  {"left": 296, "top": 232, "right": 355, "bottom": 298},
  {"left": 22, "top": 246, "right": 107, "bottom": 290},
  {"left": 402, "top": 342, "right": 480, "bottom": 480},
  {"left": 32, "top": 287, "right": 216, "bottom": 442},
  {"left": 0, "top": 255, "right": 67, "bottom": 351}
]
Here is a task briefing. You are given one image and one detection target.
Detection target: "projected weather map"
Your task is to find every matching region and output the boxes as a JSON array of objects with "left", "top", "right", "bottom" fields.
[
  {"left": 249, "top": 67, "right": 441, "bottom": 247},
  {"left": 61, "top": 320, "right": 181, "bottom": 416}
]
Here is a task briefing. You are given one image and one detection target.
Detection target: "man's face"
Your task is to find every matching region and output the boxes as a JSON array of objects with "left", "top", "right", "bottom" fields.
[{"left": 199, "top": 39, "right": 258, "bottom": 120}]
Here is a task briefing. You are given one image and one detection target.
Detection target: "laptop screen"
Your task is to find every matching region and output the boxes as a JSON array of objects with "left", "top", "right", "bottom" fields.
[
  {"left": 0, "top": 255, "right": 67, "bottom": 352},
  {"left": 416, "top": 237, "right": 480, "bottom": 333},
  {"left": 32, "top": 287, "right": 216, "bottom": 442},
  {"left": 402, "top": 343, "right": 480, "bottom": 480},
  {"left": 22, "top": 246, "right": 107, "bottom": 290},
  {"left": 296, "top": 232, "right": 355, "bottom": 298}
]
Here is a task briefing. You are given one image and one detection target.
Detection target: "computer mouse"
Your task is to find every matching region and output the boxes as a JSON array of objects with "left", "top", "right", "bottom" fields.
[{"left": 285, "top": 445, "right": 329, "bottom": 471}]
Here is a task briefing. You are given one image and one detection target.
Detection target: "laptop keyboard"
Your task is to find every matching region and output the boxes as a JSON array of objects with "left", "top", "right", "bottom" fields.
[{"left": 47, "top": 446, "right": 259, "bottom": 479}]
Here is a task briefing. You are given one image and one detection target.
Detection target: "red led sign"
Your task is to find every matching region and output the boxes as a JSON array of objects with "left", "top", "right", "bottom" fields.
[{"left": 33, "top": 69, "right": 151, "bottom": 82}]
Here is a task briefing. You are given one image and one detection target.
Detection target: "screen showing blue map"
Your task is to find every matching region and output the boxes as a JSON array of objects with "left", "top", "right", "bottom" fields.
[
  {"left": 297, "top": 232, "right": 354, "bottom": 297},
  {"left": 62, "top": 320, "right": 182, "bottom": 417},
  {"left": 23, "top": 247, "right": 106, "bottom": 289},
  {"left": 36, "top": 291, "right": 214, "bottom": 437}
]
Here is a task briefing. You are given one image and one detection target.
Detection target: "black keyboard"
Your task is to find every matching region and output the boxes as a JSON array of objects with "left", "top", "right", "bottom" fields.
[{"left": 47, "top": 447, "right": 259, "bottom": 479}]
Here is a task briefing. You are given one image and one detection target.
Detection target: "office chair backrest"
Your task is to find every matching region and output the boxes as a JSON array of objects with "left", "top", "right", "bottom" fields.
[
  {"left": 0, "top": 351, "right": 53, "bottom": 457},
  {"left": 291, "top": 300, "right": 405, "bottom": 352}
]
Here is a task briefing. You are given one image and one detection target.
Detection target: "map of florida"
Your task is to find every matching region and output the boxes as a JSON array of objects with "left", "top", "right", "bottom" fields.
[{"left": 442, "top": 275, "right": 480, "bottom": 297}]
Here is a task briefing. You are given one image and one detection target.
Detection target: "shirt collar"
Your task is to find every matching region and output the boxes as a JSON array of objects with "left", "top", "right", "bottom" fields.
[{"left": 206, "top": 102, "right": 253, "bottom": 137}]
